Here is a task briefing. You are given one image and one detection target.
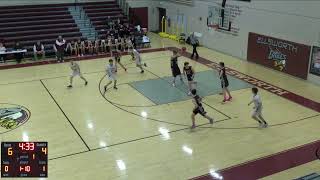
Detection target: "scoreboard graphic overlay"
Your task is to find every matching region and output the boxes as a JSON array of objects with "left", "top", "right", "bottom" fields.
[{"left": 1, "top": 142, "right": 48, "bottom": 177}]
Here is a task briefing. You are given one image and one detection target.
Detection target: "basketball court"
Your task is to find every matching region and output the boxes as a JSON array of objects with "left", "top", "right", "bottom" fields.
[{"left": 0, "top": 33, "right": 319, "bottom": 179}]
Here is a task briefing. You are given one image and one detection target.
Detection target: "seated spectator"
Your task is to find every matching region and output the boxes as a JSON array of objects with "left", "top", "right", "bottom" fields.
[
  {"left": 116, "top": 38, "right": 122, "bottom": 51},
  {"left": 79, "top": 39, "right": 85, "bottom": 56},
  {"left": 72, "top": 40, "right": 79, "bottom": 57},
  {"left": 120, "top": 38, "right": 125, "bottom": 51},
  {"left": 66, "top": 40, "right": 78, "bottom": 57},
  {"left": 33, "top": 41, "right": 45, "bottom": 61},
  {"left": 14, "top": 41, "right": 24, "bottom": 64},
  {"left": 142, "top": 35, "right": 150, "bottom": 43},
  {"left": 100, "top": 38, "right": 107, "bottom": 53},
  {"left": 0, "top": 42, "right": 6, "bottom": 63},
  {"left": 114, "top": 22, "right": 120, "bottom": 30},
  {"left": 106, "top": 38, "right": 112, "bottom": 53},
  {"left": 110, "top": 37, "right": 117, "bottom": 53},
  {"left": 106, "top": 16, "right": 114, "bottom": 29},
  {"left": 124, "top": 25, "right": 130, "bottom": 37},
  {"left": 76, "top": 38, "right": 81, "bottom": 57},
  {"left": 109, "top": 29, "right": 115, "bottom": 37},
  {"left": 116, "top": 18, "right": 121, "bottom": 25},
  {"left": 114, "top": 29, "right": 119, "bottom": 39},
  {"left": 66, "top": 41, "right": 72, "bottom": 56},
  {"left": 54, "top": 36, "right": 66, "bottom": 63},
  {"left": 142, "top": 35, "right": 151, "bottom": 48},
  {"left": 135, "top": 25, "right": 141, "bottom": 33},
  {"left": 125, "top": 37, "right": 133, "bottom": 52},
  {"left": 94, "top": 39, "right": 100, "bottom": 54},
  {"left": 130, "top": 35, "right": 136, "bottom": 49},
  {"left": 118, "top": 25, "right": 125, "bottom": 38},
  {"left": 86, "top": 40, "right": 94, "bottom": 55}
]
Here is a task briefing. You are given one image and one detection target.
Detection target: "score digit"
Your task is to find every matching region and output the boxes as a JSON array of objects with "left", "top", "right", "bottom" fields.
[
  {"left": 30, "top": 143, "right": 34, "bottom": 150},
  {"left": 4, "top": 166, "right": 9, "bottom": 172},
  {"left": 42, "top": 147, "right": 47, "bottom": 155},
  {"left": 19, "top": 143, "right": 24, "bottom": 150},
  {"left": 25, "top": 166, "right": 31, "bottom": 172},
  {"left": 8, "top": 147, "right": 13, "bottom": 156}
]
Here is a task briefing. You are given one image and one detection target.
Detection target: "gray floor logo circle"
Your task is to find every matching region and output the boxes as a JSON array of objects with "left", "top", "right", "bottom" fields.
[{"left": 0, "top": 103, "right": 30, "bottom": 134}]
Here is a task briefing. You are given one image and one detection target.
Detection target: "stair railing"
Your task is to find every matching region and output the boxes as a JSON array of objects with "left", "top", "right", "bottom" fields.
[
  {"left": 90, "top": 18, "right": 93, "bottom": 29},
  {"left": 95, "top": 31, "right": 98, "bottom": 40},
  {"left": 117, "top": 0, "right": 123, "bottom": 9},
  {"left": 79, "top": 6, "right": 82, "bottom": 19},
  {"left": 74, "top": 0, "right": 78, "bottom": 10},
  {"left": 117, "top": 0, "right": 128, "bottom": 16},
  {"left": 84, "top": 10, "right": 90, "bottom": 28}
]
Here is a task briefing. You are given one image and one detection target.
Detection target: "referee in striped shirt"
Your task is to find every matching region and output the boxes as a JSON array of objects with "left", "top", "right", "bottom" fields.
[{"left": 190, "top": 32, "right": 199, "bottom": 60}]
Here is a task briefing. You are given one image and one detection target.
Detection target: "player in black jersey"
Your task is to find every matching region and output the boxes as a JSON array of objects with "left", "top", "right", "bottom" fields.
[
  {"left": 171, "top": 50, "right": 183, "bottom": 86},
  {"left": 191, "top": 89, "right": 214, "bottom": 129},
  {"left": 113, "top": 49, "right": 127, "bottom": 72},
  {"left": 183, "top": 62, "right": 196, "bottom": 95},
  {"left": 219, "top": 62, "right": 232, "bottom": 102}
]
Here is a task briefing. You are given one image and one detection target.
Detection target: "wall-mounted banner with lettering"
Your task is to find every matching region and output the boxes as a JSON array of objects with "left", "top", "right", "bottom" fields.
[
  {"left": 247, "top": 32, "right": 311, "bottom": 79},
  {"left": 310, "top": 46, "right": 320, "bottom": 76}
]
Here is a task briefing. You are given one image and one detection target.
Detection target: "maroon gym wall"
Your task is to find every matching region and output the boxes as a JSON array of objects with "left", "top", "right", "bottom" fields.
[
  {"left": 129, "top": 7, "right": 148, "bottom": 28},
  {"left": 247, "top": 32, "right": 311, "bottom": 79}
]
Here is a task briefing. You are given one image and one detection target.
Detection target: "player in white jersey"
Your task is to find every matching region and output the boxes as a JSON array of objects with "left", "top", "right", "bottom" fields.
[
  {"left": 67, "top": 60, "right": 88, "bottom": 88},
  {"left": 113, "top": 49, "right": 126, "bottom": 72},
  {"left": 248, "top": 87, "right": 268, "bottom": 128},
  {"left": 104, "top": 59, "right": 118, "bottom": 93},
  {"left": 131, "top": 48, "right": 147, "bottom": 73}
]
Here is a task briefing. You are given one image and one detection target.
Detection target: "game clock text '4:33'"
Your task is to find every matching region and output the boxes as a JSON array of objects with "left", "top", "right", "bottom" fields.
[{"left": 1, "top": 142, "right": 48, "bottom": 178}]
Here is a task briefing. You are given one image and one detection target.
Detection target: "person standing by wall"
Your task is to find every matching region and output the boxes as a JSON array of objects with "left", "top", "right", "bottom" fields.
[
  {"left": 54, "top": 36, "right": 66, "bottom": 63},
  {"left": 190, "top": 32, "right": 199, "bottom": 60}
]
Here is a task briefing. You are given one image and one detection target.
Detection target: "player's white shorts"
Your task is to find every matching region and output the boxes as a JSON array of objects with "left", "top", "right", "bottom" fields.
[
  {"left": 136, "top": 61, "right": 142, "bottom": 66},
  {"left": 108, "top": 74, "right": 117, "bottom": 81},
  {"left": 71, "top": 71, "right": 81, "bottom": 77},
  {"left": 252, "top": 107, "right": 262, "bottom": 117}
]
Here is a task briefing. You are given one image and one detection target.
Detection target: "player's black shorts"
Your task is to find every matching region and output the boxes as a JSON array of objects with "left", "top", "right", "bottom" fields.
[
  {"left": 193, "top": 106, "right": 206, "bottom": 116},
  {"left": 115, "top": 57, "right": 120, "bottom": 62},
  {"left": 221, "top": 79, "right": 229, "bottom": 88},
  {"left": 187, "top": 75, "right": 194, "bottom": 82},
  {"left": 171, "top": 66, "right": 181, "bottom": 77}
]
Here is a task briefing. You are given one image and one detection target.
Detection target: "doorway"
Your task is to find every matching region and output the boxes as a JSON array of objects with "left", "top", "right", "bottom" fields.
[{"left": 158, "top": 7, "right": 166, "bottom": 32}]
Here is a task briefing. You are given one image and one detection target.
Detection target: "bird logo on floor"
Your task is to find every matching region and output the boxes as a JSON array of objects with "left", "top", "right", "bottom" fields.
[{"left": 0, "top": 104, "right": 30, "bottom": 133}]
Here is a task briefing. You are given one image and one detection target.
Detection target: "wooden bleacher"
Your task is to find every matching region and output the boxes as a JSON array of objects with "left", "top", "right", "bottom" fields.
[
  {"left": 0, "top": 4, "right": 83, "bottom": 56},
  {"left": 82, "top": 1, "right": 129, "bottom": 38},
  {"left": 0, "top": 1, "right": 137, "bottom": 61}
]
